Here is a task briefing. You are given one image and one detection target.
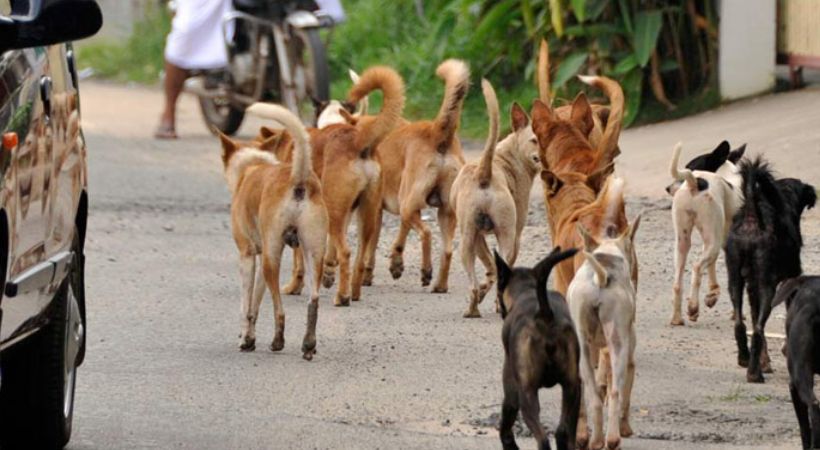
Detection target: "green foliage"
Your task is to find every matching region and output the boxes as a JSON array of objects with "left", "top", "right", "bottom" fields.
[{"left": 76, "top": 5, "right": 171, "bottom": 84}]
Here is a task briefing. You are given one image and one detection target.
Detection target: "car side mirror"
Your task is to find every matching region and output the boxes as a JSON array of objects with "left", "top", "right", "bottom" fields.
[{"left": 0, "top": 0, "right": 103, "bottom": 52}]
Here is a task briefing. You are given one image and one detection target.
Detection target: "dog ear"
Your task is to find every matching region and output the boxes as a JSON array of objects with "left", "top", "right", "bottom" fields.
[
  {"left": 801, "top": 183, "right": 817, "bottom": 210},
  {"left": 570, "top": 92, "right": 594, "bottom": 137},
  {"left": 342, "top": 101, "right": 357, "bottom": 114},
  {"left": 531, "top": 100, "right": 554, "bottom": 136},
  {"left": 709, "top": 140, "right": 730, "bottom": 164},
  {"left": 340, "top": 108, "right": 359, "bottom": 125},
  {"left": 576, "top": 224, "right": 599, "bottom": 251},
  {"left": 541, "top": 170, "right": 563, "bottom": 196},
  {"left": 258, "top": 130, "right": 286, "bottom": 152},
  {"left": 586, "top": 162, "right": 614, "bottom": 192},
  {"left": 259, "top": 126, "right": 276, "bottom": 139},
  {"left": 728, "top": 143, "right": 746, "bottom": 163},
  {"left": 494, "top": 250, "right": 512, "bottom": 293},
  {"left": 622, "top": 213, "right": 642, "bottom": 244},
  {"left": 510, "top": 103, "right": 529, "bottom": 131},
  {"left": 216, "top": 128, "right": 238, "bottom": 165}
]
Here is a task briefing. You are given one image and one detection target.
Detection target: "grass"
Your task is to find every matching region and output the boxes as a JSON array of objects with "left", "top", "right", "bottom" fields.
[
  {"left": 74, "top": 0, "right": 720, "bottom": 138},
  {"left": 718, "top": 384, "right": 744, "bottom": 402}
]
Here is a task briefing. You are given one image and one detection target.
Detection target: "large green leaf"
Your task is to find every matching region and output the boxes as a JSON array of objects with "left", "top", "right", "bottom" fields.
[
  {"left": 571, "top": 0, "right": 586, "bottom": 22},
  {"left": 618, "top": 0, "right": 633, "bottom": 35},
  {"left": 622, "top": 67, "right": 643, "bottom": 126},
  {"left": 521, "top": 0, "right": 536, "bottom": 36},
  {"left": 564, "top": 23, "right": 622, "bottom": 38},
  {"left": 552, "top": 52, "right": 588, "bottom": 90},
  {"left": 549, "top": 0, "right": 565, "bottom": 37},
  {"left": 586, "top": 0, "right": 609, "bottom": 21},
  {"left": 474, "top": 1, "right": 518, "bottom": 43},
  {"left": 612, "top": 54, "right": 638, "bottom": 75},
  {"left": 632, "top": 10, "right": 662, "bottom": 67}
]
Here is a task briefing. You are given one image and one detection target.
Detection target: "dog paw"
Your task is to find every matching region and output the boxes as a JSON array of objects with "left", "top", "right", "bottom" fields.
[
  {"left": 576, "top": 430, "right": 590, "bottom": 450},
  {"left": 321, "top": 272, "right": 336, "bottom": 289},
  {"left": 432, "top": 284, "right": 448, "bottom": 294},
  {"left": 389, "top": 259, "right": 404, "bottom": 280},
  {"left": 619, "top": 420, "right": 633, "bottom": 438},
  {"left": 362, "top": 269, "right": 374, "bottom": 286},
  {"left": 301, "top": 338, "right": 317, "bottom": 361},
  {"left": 589, "top": 438, "right": 605, "bottom": 450},
  {"left": 270, "top": 336, "right": 285, "bottom": 352},
  {"left": 463, "top": 308, "right": 481, "bottom": 318},
  {"left": 351, "top": 296, "right": 361, "bottom": 302},
  {"left": 738, "top": 353, "right": 750, "bottom": 368},
  {"left": 282, "top": 280, "right": 303, "bottom": 296},
  {"left": 239, "top": 336, "right": 256, "bottom": 352},
  {"left": 334, "top": 295, "right": 351, "bottom": 307},
  {"left": 687, "top": 302, "right": 699, "bottom": 322},
  {"left": 669, "top": 316, "right": 685, "bottom": 326},
  {"left": 704, "top": 288, "right": 720, "bottom": 308},
  {"left": 746, "top": 371, "right": 765, "bottom": 384},
  {"left": 761, "top": 359, "right": 773, "bottom": 374},
  {"left": 420, "top": 268, "right": 433, "bottom": 286},
  {"left": 606, "top": 435, "right": 621, "bottom": 450}
]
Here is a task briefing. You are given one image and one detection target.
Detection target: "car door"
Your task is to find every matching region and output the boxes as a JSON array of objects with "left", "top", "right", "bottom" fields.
[{"left": 0, "top": 45, "right": 54, "bottom": 344}]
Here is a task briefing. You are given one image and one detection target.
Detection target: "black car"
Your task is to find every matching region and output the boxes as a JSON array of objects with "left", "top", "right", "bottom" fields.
[{"left": 0, "top": 1, "right": 101, "bottom": 448}]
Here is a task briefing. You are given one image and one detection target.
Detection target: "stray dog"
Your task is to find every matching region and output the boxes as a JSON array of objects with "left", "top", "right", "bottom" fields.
[
  {"left": 376, "top": 59, "right": 470, "bottom": 292},
  {"left": 314, "top": 68, "right": 369, "bottom": 128},
  {"left": 772, "top": 276, "right": 820, "bottom": 449},
  {"left": 496, "top": 246, "right": 581, "bottom": 450},
  {"left": 250, "top": 66, "right": 405, "bottom": 306},
  {"left": 218, "top": 104, "right": 327, "bottom": 360},
  {"left": 726, "top": 156, "right": 816, "bottom": 382},
  {"left": 450, "top": 79, "right": 541, "bottom": 317},
  {"left": 665, "top": 140, "right": 746, "bottom": 195},
  {"left": 568, "top": 216, "right": 641, "bottom": 450},
  {"left": 668, "top": 141, "right": 744, "bottom": 325}
]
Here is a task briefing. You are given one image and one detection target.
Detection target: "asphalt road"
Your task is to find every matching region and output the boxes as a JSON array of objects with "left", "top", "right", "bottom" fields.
[{"left": 68, "top": 81, "right": 820, "bottom": 449}]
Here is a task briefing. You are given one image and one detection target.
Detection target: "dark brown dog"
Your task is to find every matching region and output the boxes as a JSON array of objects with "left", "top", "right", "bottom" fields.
[{"left": 496, "top": 246, "right": 581, "bottom": 450}]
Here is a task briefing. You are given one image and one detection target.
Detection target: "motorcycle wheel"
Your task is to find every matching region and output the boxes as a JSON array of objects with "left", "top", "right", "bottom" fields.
[
  {"left": 199, "top": 95, "right": 245, "bottom": 136},
  {"left": 283, "top": 27, "right": 330, "bottom": 122}
]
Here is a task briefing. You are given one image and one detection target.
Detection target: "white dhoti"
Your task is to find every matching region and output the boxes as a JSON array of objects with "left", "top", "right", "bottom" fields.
[{"left": 164, "top": 0, "right": 232, "bottom": 70}]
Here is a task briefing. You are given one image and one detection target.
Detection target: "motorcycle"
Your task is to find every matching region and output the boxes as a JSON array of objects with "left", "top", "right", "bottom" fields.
[{"left": 186, "top": 0, "right": 333, "bottom": 134}]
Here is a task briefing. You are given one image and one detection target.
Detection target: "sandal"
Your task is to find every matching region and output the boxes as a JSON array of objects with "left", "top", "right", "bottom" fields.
[{"left": 154, "top": 123, "right": 178, "bottom": 139}]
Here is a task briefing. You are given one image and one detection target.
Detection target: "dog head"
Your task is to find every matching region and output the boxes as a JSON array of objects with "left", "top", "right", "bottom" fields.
[
  {"left": 508, "top": 102, "right": 540, "bottom": 171},
  {"left": 314, "top": 99, "right": 357, "bottom": 129},
  {"left": 541, "top": 163, "right": 613, "bottom": 207},
  {"left": 779, "top": 178, "right": 817, "bottom": 216},
  {"left": 495, "top": 246, "right": 578, "bottom": 318},
  {"left": 665, "top": 141, "right": 745, "bottom": 195},
  {"left": 532, "top": 96, "right": 607, "bottom": 174}
]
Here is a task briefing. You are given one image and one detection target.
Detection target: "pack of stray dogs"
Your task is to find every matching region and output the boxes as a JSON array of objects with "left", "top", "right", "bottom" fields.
[{"left": 215, "top": 39, "right": 820, "bottom": 450}]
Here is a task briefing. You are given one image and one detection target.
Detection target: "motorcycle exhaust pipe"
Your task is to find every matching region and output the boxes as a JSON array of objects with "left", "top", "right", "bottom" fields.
[{"left": 184, "top": 77, "right": 256, "bottom": 106}]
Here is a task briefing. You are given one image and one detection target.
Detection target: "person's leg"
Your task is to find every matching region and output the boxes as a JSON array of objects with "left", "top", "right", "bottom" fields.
[{"left": 156, "top": 60, "right": 188, "bottom": 139}]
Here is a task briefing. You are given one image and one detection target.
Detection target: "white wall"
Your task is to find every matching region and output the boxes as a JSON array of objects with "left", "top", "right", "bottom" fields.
[{"left": 719, "top": 0, "right": 777, "bottom": 100}]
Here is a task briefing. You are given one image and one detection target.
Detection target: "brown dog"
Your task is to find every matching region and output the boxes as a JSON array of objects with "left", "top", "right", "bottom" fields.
[
  {"left": 375, "top": 59, "right": 470, "bottom": 293},
  {"left": 249, "top": 66, "right": 405, "bottom": 306},
  {"left": 450, "top": 79, "right": 542, "bottom": 317},
  {"left": 219, "top": 104, "right": 327, "bottom": 360}
]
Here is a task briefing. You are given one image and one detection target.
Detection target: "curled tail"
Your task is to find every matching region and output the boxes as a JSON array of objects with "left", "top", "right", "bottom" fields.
[
  {"left": 772, "top": 276, "right": 805, "bottom": 309},
  {"left": 740, "top": 156, "right": 782, "bottom": 224},
  {"left": 348, "top": 69, "right": 369, "bottom": 115},
  {"left": 669, "top": 142, "right": 698, "bottom": 191},
  {"left": 246, "top": 103, "right": 312, "bottom": 186},
  {"left": 346, "top": 66, "right": 405, "bottom": 150},
  {"left": 579, "top": 75, "right": 624, "bottom": 163},
  {"left": 583, "top": 251, "right": 609, "bottom": 288},
  {"left": 538, "top": 39, "right": 550, "bottom": 105},
  {"left": 477, "top": 79, "right": 500, "bottom": 189},
  {"left": 534, "top": 246, "right": 580, "bottom": 321},
  {"left": 434, "top": 59, "right": 470, "bottom": 149}
]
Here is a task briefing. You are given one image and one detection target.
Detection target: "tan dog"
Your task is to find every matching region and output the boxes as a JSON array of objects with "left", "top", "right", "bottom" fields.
[
  {"left": 569, "top": 216, "right": 641, "bottom": 450},
  {"left": 218, "top": 104, "right": 327, "bottom": 360},
  {"left": 450, "top": 79, "right": 542, "bottom": 317},
  {"left": 250, "top": 66, "right": 405, "bottom": 306},
  {"left": 375, "top": 59, "right": 470, "bottom": 292}
]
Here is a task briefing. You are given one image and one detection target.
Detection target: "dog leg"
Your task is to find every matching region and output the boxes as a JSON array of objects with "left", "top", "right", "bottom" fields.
[
  {"left": 518, "top": 388, "right": 551, "bottom": 450},
  {"left": 499, "top": 361, "right": 521, "bottom": 450},
  {"left": 704, "top": 252, "right": 721, "bottom": 309},
  {"left": 362, "top": 207, "right": 383, "bottom": 287},
  {"left": 728, "top": 258, "right": 749, "bottom": 368},
  {"left": 618, "top": 329, "right": 637, "bottom": 438},
  {"left": 238, "top": 253, "right": 257, "bottom": 351},
  {"left": 700, "top": 233, "right": 722, "bottom": 309},
  {"left": 745, "top": 281, "right": 764, "bottom": 382},
  {"left": 580, "top": 342, "right": 604, "bottom": 449},
  {"left": 748, "top": 283, "right": 775, "bottom": 382},
  {"left": 603, "top": 323, "right": 626, "bottom": 450},
  {"left": 322, "top": 241, "right": 338, "bottom": 289},
  {"left": 328, "top": 212, "right": 353, "bottom": 307},
  {"left": 461, "top": 230, "right": 481, "bottom": 318},
  {"left": 686, "top": 236, "right": 712, "bottom": 323},
  {"left": 671, "top": 213, "right": 692, "bottom": 326},
  {"left": 388, "top": 219, "right": 411, "bottom": 280},
  {"left": 475, "top": 236, "right": 495, "bottom": 305},
  {"left": 300, "top": 243, "right": 323, "bottom": 361},
  {"left": 283, "top": 247, "right": 304, "bottom": 295},
  {"left": 262, "top": 240, "right": 286, "bottom": 352},
  {"left": 790, "top": 381, "right": 812, "bottom": 450},
  {"left": 352, "top": 190, "right": 381, "bottom": 301},
  {"left": 557, "top": 376, "right": 582, "bottom": 450},
  {"left": 432, "top": 206, "right": 456, "bottom": 293}
]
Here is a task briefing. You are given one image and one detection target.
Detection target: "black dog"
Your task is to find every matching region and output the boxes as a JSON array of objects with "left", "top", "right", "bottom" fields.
[
  {"left": 496, "top": 246, "right": 580, "bottom": 450},
  {"left": 772, "top": 276, "right": 820, "bottom": 449},
  {"left": 725, "top": 156, "right": 816, "bottom": 382},
  {"left": 664, "top": 140, "right": 746, "bottom": 195}
]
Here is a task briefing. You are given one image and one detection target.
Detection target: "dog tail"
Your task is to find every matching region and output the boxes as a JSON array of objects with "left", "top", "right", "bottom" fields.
[
  {"left": 534, "top": 246, "right": 579, "bottom": 321},
  {"left": 537, "top": 39, "right": 551, "bottom": 105},
  {"left": 246, "top": 102, "right": 312, "bottom": 186},
  {"left": 772, "top": 277, "right": 805, "bottom": 309},
  {"left": 740, "top": 156, "right": 783, "bottom": 224},
  {"left": 579, "top": 74, "right": 624, "bottom": 164},
  {"left": 477, "top": 79, "right": 500, "bottom": 189},
  {"left": 348, "top": 69, "right": 369, "bottom": 116},
  {"left": 583, "top": 251, "right": 609, "bottom": 288},
  {"left": 669, "top": 142, "right": 698, "bottom": 191},
  {"left": 434, "top": 59, "right": 470, "bottom": 150},
  {"left": 347, "top": 66, "right": 406, "bottom": 150}
]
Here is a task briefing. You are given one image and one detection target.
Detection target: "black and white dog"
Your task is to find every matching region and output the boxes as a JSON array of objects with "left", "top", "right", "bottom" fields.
[
  {"left": 726, "top": 156, "right": 816, "bottom": 383},
  {"left": 772, "top": 276, "right": 820, "bottom": 449}
]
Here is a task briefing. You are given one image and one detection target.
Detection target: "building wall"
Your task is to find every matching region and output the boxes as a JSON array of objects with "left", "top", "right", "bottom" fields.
[{"left": 719, "top": 0, "right": 777, "bottom": 100}]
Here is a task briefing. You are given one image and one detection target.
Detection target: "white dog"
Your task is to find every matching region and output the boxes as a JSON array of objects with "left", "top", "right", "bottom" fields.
[
  {"left": 668, "top": 142, "right": 743, "bottom": 325},
  {"left": 568, "top": 216, "right": 640, "bottom": 450}
]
